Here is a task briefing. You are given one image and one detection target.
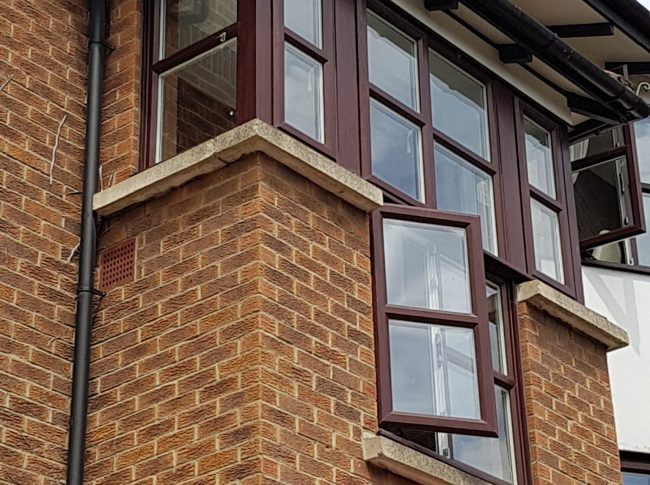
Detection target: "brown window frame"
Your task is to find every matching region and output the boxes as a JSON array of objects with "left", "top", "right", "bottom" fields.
[
  {"left": 379, "top": 274, "right": 532, "bottom": 485},
  {"left": 371, "top": 205, "right": 498, "bottom": 436},
  {"left": 139, "top": 1, "right": 277, "bottom": 170},
  {"left": 515, "top": 101, "right": 583, "bottom": 299},
  {"left": 621, "top": 451, "right": 650, "bottom": 482}
]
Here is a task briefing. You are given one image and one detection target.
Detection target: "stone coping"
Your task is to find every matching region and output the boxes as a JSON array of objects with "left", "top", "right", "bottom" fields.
[
  {"left": 93, "top": 119, "right": 383, "bottom": 216},
  {"left": 362, "top": 432, "right": 491, "bottom": 485},
  {"left": 517, "top": 280, "right": 629, "bottom": 351}
]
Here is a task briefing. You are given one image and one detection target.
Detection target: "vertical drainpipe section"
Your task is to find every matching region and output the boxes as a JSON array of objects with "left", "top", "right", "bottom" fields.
[{"left": 66, "top": 1, "right": 108, "bottom": 484}]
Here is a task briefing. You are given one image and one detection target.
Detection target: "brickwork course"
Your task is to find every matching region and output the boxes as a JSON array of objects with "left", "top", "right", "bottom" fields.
[{"left": 0, "top": 1, "right": 628, "bottom": 485}]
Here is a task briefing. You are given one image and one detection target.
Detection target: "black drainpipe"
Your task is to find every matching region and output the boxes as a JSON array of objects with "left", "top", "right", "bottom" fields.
[{"left": 66, "top": 1, "right": 108, "bottom": 484}]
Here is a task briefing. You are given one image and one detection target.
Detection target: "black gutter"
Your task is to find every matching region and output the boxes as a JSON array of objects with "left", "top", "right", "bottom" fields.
[
  {"left": 455, "top": 0, "right": 650, "bottom": 122},
  {"left": 66, "top": 1, "right": 108, "bottom": 484}
]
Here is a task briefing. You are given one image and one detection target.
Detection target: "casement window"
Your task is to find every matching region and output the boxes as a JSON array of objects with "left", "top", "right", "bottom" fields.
[
  {"left": 141, "top": 0, "right": 239, "bottom": 165},
  {"left": 372, "top": 206, "right": 497, "bottom": 435},
  {"left": 579, "top": 119, "right": 650, "bottom": 271},
  {"left": 385, "top": 280, "right": 525, "bottom": 485}
]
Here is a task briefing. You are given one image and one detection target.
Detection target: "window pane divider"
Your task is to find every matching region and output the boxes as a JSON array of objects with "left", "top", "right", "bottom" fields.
[
  {"left": 529, "top": 187, "right": 563, "bottom": 212},
  {"left": 369, "top": 85, "right": 427, "bottom": 126},
  {"left": 432, "top": 132, "right": 496, "bottom": 176},
  {"left": 383, "top": 305, "right": 480, "bottom": 327},
  {"left": 153, "top": 23, "right": 238, "bottom": 75}
]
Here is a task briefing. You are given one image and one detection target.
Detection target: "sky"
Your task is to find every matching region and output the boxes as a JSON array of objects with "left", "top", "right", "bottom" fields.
[{"left": 638, "top": 0, "right": 650, "bottom": 9}]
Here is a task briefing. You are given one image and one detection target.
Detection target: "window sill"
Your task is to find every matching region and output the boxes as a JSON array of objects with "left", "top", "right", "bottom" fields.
[
  {"left": 582, "top": 258, "right": 650, "bottom": 277},
  {"left": 517, "top": 280, "right": 629, "bottom": 351},
  {"left": 361, "top": 432, "right": 492, "bottom": 485},
  {"left": 93, "top": 119, "right": 383, "bottom": 216}
]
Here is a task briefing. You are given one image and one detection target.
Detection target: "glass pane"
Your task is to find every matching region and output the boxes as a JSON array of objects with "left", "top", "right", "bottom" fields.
[
  {"left": 367, "top": 12, "right": 419, "bottom": 111},
  {"left": 450, "top": 386, "right": 516, "bottom": 483},
  {"left": 161, "top": 0, "right": 237, "bottom": 58},
  {"left": 284, "top": 44, "right": 324, "bottom": 142},
  {"left": 531, "top": 200, "right": 564, "bottom": 283},
  {"left": 435, "top": 146, "right": 497, "bottom": 254},
  {"left": 389, "top": 320, "right": 480, "bottom": 419},
  {"left": 636, "top": 195, "right": 650, "bottom": 266},
  {"left": 430, "top": 51, "right": 490, "bottom": 160},
  {"left": 157, "top": 40, "right": 237, "bottom": 163},
  {"left": 525, "top": 118, "right": 557, "bottom": 198},
  {"left": 487, "top": 284, "right": 506, "bottom": 374},
  {"left": 635, "top": 118, "right": 650, "bottom": 184},
  {"left": 585, "top": 240, "right": 630, "bottom": 265},
  {"left": 284, "top": 0, "right": 322, "bottom": 47},
  {"left": 384, "top": 218, "right": 472, "bottom": 314},
  {"left": 573, "top": 156, "right": 631, "bottom": 241},
  {"left": 370, "top": 100, "right": 423, "bottom": 201},
  {"left": 623, "top": 472, "right": 650, "bottom": 485}
]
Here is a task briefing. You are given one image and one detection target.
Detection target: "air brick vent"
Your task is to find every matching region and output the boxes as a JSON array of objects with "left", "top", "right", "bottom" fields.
[{"left": 99, "top": 239, "right": 136, "bottom": 291}]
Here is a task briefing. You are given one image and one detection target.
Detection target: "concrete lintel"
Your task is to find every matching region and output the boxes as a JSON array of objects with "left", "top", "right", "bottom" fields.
[
  {"left": 93, "top": 119, "right": 383, "bottom": 216},
  {"left": 517, "top": 280, "right": 629, "bottom": 351},
  {"left": 361, "top": 432, "right": 491, "bottom": 485}
]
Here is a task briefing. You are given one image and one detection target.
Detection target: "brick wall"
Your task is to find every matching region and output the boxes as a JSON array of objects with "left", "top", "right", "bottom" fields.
[
  {"left": 85, "top": 153, "right": 383, "bottom": 484},
  {"left": 0, "top": 1, "right": 89, "bottom": 483},
  {"left": 518, "top": 303, "right": 622, "bottom": 485},
  {"left": 100, "top": 0, "right": 142, "bottom": 186}
]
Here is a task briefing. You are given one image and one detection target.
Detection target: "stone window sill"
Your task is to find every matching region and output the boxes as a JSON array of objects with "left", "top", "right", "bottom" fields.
[
  {"left": 362, "top": 432, "right": 493, "bottom": 485},
  {"left": 93, "top": 119, "right": 383, "bottom": 216},
  {"left": 517, "top": 280, "right": 628, "bottom": 351}
]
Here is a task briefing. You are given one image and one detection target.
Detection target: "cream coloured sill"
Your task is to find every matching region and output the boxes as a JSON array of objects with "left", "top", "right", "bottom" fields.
[
  {"left": 362, "top": 432, "right": 493, "bottom": 485},
  {"left": 517, "top": 280, "right": 629, "bottom": 351},
  {"left": 93, "top": 119, "right": 383, "bottom": 216}
]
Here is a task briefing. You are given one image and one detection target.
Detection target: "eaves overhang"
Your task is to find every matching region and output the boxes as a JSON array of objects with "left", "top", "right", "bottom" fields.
[{"left": 421, "top": 0, "right": 650, "bottom": 127}]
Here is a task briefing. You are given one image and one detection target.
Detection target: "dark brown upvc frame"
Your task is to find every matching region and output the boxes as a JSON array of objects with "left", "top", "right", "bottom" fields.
[
  {"left": 571, "top": 124, "right": 646, "bottom": 250},
  {"left": 377, "top": 274, "right": 532, "bottom": 485},
  {"left": 621, "top": 451, "right": 650, "bottom": 477},
  {"left": 371, "top": 205, "right": 498, "bottom": 437},
  {"left": 515, "top": 101, "right": 583, "bottom": 300},
  {"left": 272, "top": 0, "right": 339, "bottom": 159},
  {"left": 139, "top": 0, "right": 274, "bottom": 170}
]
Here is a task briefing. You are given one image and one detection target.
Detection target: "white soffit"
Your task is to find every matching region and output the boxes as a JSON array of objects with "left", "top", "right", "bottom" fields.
[{"left": 389, "top": 0, "right": 576, "bottom": 124}]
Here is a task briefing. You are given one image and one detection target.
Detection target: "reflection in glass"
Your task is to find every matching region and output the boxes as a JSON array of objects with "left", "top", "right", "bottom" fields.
[
  {"left": 435, "top": 146, "right": 497, "bottom": 254},
  {"left": 623, "top": 472, "right": 650, "bottom": 485},
  {"left": 383, "top": 219, "right": 472, "bottom": 314},
  {"left": 389, "top": 320, "right": 480, "bottom": 419},
  {"left": 450, "top": 386, "right": 516, "bottom": 483},
  {"left": 487, "top": 284, "right": 506, "bottom": 374},
  {"left": 367, "top": 12, "right": 419, "bottom": 110},
  {"left": 161, "top": 0, "right": 237, "bottom": 58},
  {"left": 635, "top": 117, "right": 650, "bottom": 184},
  {"left": 157, "top": 40, "right": 237, "bottom": 163},
  {"left": 430, "top": 51, "right": 489, "bottom": 160},
  {"left": 637, "top": 195, "right": 650, "bottom": 266},
  {"left": 531, "top": 200, "right": 564, "bottom": 283},
  {"left": 284, "top": 0, "right": 322, "bottom": 47},
  {"left": 284, "top": 44, "right": 324, "bottom": 142},
  {"left": 525, "top": 118, "right": 556, "bottom": 198},
  {"left": 370, "top": 100, "right": 423, "bottom": 201}
]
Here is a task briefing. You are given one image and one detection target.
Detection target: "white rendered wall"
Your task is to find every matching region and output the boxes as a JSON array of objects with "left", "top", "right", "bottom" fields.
[{"left": 583, "top": 266, "right": 650, "bottom": 453}]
